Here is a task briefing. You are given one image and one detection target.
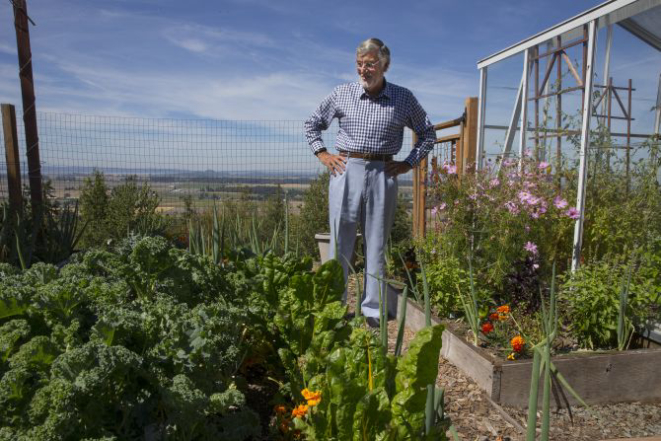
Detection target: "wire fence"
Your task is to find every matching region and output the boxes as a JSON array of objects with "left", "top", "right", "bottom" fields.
[{"left": 1, "top": 111, "right": 416, "bottom": 214}]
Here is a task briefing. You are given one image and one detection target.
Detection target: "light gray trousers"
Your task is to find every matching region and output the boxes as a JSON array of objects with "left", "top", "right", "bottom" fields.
[{"left": 328, "top": 158, "right": 398, "bottom": 319}]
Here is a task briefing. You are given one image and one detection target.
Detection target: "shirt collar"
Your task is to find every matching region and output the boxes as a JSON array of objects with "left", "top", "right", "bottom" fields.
[{"left": 360, "top": 78, "right": 390, "bottom": 100}]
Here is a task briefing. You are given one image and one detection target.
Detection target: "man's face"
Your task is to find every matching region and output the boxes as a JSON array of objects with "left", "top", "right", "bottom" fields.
[{"left": 356, "top": 51, "right": 384, "bottom": 92}]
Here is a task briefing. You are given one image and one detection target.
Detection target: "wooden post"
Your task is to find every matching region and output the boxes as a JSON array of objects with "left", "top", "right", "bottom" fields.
[
  {"left": 12, "top": 0, "right": 43, "bottom": 208},
  {"left": 456, "top": 120, "right": 464, "bottom": 178},
  {"left": 412, "top": 132, "right": 428, "bottom": 239},
  {"left": 463, "top": 97, "right": 478, "bottom": 173},
  {"left": 418, "top": 155, "right": 428, "bottom": 238},
  {"left": 2, "top": 104, "right": 23, "bottom": 211}
]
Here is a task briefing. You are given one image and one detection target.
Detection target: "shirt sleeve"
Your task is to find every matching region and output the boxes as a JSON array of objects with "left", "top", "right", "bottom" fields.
[
  {"left": 403, "top": 93, "right": 436, "bottom": 167},
  {"left": 304, "top": 88, "right": 338, "bottom": 155}
]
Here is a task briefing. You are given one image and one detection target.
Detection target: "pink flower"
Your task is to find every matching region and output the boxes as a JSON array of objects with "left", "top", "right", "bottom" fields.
[
  {"left": 503, "top": 159, "right": 516, "bottom": 168},
  {"left": 526, "top": 196, "right": 541, "bottom": 206},
  {"left": 538, "top": 161, "right": 550, "bottom": 170},
  {"left": 524, "top": 241, "right": 538, "bottom": 255},
  {"left": 566, "top": 207, "right": 580, "bottom": 219},
  {"left": 554, "top": 196, "right": 568, "bottom": 209},
  {"left": 431, "top": 206, "right": 439, "bottom": 216},
  {"left": 489, "top": 178, "right": 500, "bottom": 188},
  {"left": 518, "top": 191, "right": 532, "bottom": 203},
  {"left": 439, "top": 202, "right": 447, "bottom": 210},
  {"left": 441, "top": 162, "right": 457, "bottom": 175},
  {"left": 504, "top": 201, "right": 520, "bottom": 214},
  {"left": 469, "top": 193, "right": 478, "bottom": 200},
  {"left": 533, "top": 263, "right": 540, "bottom": 270}
]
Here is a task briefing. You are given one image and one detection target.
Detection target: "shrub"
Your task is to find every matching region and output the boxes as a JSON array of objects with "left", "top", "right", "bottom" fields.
[{"left": 560, "top": 258, "right": 660, "bottom": 349}]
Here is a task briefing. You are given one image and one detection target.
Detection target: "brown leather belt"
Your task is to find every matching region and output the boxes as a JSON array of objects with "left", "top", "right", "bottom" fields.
[{"left": 338, "top": 151, "right": 393, "bottom": 162}]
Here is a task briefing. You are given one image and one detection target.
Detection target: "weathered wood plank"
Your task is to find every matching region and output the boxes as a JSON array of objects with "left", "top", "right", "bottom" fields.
[{"left": 499, "top": 349, "right": 661, "bottom": 407}]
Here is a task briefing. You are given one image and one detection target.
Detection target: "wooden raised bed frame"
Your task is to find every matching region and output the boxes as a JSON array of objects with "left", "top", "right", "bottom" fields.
[{"left": 395, "top": 290, "right": 661, "bottom": 408}]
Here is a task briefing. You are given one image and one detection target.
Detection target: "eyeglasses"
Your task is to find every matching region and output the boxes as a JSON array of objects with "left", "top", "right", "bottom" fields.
[{"left": 356, "top": 60, "right": 380, "bottom": 70}]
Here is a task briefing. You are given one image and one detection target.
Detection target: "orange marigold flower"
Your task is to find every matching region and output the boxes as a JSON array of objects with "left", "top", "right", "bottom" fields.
[
  {"left": 301, "top": 388, "right": 322, "bottom": 406},
  {"left": 481, "top": 322, "right": 494, "bottom": 334},
  {"left": 291, "top": 404, "right": 308, "bottom": 419},
  {"left": 496, "top": 305, "right": 510, "bottom": 314},
  {"left": 274, "top": 404, "right": 287, "bottom": 415},
  {"left": 489, "top": 313, "right": 500, "bottom": 321},
  {"left": 511, "top": 335, "right": 525, "bottom": 352}
]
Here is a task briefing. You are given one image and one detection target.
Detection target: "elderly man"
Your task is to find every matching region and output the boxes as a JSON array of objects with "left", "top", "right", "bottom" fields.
[{"left": 304, "top": 38, "right": 436, "bottom": 327}]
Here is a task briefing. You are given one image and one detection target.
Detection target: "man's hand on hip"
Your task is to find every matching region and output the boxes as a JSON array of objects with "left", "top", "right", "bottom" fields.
[
  {"left": 318, "top": 151, "right": 347, "bottom": 176},
  {"left": 385, "top": 161, "right": 412, "bottom": 177}
]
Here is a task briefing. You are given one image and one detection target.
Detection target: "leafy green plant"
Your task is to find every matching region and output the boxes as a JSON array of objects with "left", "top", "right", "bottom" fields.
[
  {"left": 560, "top": 258, "right": 658, "bottom": 349},
  {"left": 0, "top": 236, "right": 260, "bottom": 440}
]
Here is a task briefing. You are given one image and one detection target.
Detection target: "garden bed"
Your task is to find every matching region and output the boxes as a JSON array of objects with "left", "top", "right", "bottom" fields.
[{"left": 396, "top": 290, "right": 661, "bottom": 408}]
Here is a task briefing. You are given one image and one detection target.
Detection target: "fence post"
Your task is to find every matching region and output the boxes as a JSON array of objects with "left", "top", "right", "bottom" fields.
[
  {"left": 2, "top": 104, "right": 23, "bottom": 212},
  {"left": 412, "top": 132, "right": 420, "bottom": 238},
  {"left": 463, "top": 97, "right": 478, "bottom": 173},
  {"left": 12, "top": 0, "right": 43, "bottom": 209},
  {"left": 418, "top": 155, "right": 428, "bottom": 238}
]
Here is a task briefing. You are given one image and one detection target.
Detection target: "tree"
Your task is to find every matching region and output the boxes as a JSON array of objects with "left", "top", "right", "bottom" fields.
[
  {"left": 79, "top": 170, "right": 109, "bottom": 248},
  {"left": 295, "top": 172, "right": 330, "bottom": 257}
]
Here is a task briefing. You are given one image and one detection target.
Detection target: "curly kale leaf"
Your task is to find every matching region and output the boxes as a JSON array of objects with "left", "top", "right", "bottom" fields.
[{"left": 0, "top": 320, "right": 31, "bottom": 367}]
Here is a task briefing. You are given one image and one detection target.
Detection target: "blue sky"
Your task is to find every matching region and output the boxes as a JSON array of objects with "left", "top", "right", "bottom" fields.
[{"left": 0, "top": 0, "right": 614, "bottom": 123}]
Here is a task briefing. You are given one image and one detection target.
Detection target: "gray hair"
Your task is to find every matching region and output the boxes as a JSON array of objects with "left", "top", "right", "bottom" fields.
[{"left": 356, "top": 38, "right": 390, "bottom": 71}]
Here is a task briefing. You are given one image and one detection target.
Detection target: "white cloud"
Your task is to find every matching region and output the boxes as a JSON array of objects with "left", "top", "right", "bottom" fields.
[{"left": 172, "top": 38, "right": 208, "bottom": 53}]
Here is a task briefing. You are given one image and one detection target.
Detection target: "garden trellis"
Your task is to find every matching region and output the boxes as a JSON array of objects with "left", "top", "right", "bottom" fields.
[{"left": 474, "top": 0, "right": 661, "bottom": 270}]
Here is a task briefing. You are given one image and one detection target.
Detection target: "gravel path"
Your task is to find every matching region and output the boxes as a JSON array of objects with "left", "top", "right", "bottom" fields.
[{"left": 346, "top": 274, "right": 661, "bottom": 441}]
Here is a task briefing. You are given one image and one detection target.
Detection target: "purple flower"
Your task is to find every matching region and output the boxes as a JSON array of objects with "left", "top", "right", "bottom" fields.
[
  {"left": 524, "top": 241, "right": 538, "bottom": 255},
  {"left": 504, "top": 201, "right": 519, "bottom": 214},
  {"left": 431, "top": 206, "right": 439, "bottom": 216},
  {"left": 441, "top": 162, "right": 457, "bottom": 175},
  {"left": 469, "top": 193, "right": 478, "bottom": 201},
  {"left": 538, "top": 161, "right": 550, "bottom": 170},
  {"left": 503, "top": 159, "right": 516, "bottom": 168},
  {"left": 489, "top": 178, "right": 500, "bottom": 188},
  {"left": 439, "top": 202, "right": 447, "bottom": 210},
  {"left": 554, "top": 196, "right": 568, "bottom": 209},
  {"left": 566, "top": 207, "right": 580, "bottom": 219},
  {"left": 518, "top": 191, "right": 532, "bottom": 203}
]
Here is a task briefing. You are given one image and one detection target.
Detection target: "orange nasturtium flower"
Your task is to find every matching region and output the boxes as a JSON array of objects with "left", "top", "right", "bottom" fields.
[
  {"left": 511, "top": 335, "right": 525, "bottom": 352},
  {"left": 481, "top": 322, "right": 494, "bottom": 334},
  {"left": 496, "top": 305, "right": 510, "bottom": 314},
  {"left": 302, "top": 388, "right": 322, "bottom": 407},
  {"left": 291, "top": 404, "right": 309, "bottom": 419}
]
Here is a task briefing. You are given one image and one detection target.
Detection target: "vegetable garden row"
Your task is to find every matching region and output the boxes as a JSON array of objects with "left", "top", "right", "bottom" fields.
[{"left": 0, "top": 236, "right": 448, "bottom": 440}]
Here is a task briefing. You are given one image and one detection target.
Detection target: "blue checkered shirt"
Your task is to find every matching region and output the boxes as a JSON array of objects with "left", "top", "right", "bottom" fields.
[{"left": 304, "top": 80, "right": 436, "bottom": 166}]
